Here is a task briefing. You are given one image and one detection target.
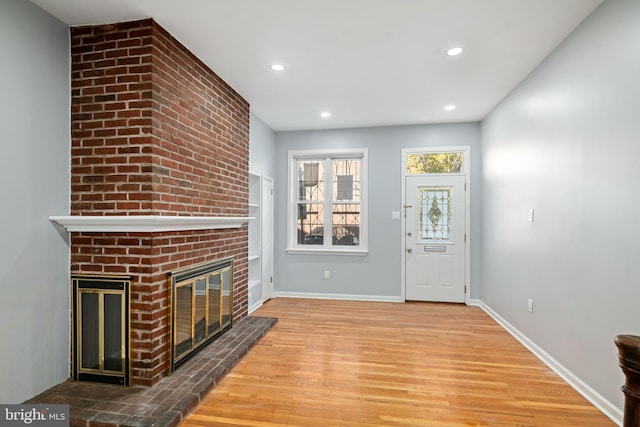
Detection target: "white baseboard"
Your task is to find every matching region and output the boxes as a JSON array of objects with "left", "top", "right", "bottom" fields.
[
  {"left": 273, "top": 291, "right": 403, "bottom": 303},
  {"left": 473, "top": 299, "right": 623, "bottom": 427},
  {"left": 467, "top": 298, "right": 482, "bottom": 306}
]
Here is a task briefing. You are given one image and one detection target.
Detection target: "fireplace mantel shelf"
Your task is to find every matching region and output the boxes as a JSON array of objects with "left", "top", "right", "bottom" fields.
[{"left": 49, "top": 215, "right": 252, "bottom": 232}]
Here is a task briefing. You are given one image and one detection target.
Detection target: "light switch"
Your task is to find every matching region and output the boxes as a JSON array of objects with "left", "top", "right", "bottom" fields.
[{"left": 528, "top": 209, "right": 534, "bottom": 222}]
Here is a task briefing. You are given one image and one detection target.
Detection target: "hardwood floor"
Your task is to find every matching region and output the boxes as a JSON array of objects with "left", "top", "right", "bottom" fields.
[{"left": 181, "top": 298, "right": 615, "bottom": 427}]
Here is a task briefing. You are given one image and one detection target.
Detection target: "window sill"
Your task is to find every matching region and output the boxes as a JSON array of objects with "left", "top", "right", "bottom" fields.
[{"left": 286, "top": 248, "right": 368, "bottom": 257}]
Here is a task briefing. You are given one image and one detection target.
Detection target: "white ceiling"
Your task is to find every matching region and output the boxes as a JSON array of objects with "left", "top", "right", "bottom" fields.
[{"left": 31, "top": 0, "right": 603, "bottom": 131}]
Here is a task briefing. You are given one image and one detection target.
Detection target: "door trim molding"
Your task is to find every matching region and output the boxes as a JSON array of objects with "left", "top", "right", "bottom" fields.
[
  {"left": 400, "top": 146, "right": 471, "bottom": 304},
  {"left": 261, "top": 175, "right": 274, "bottom": 303}
]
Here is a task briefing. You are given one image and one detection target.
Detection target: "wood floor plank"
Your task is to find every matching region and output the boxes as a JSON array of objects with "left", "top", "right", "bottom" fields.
[{"left": 180, "top": 298, "right": 615, "bottom": 426}]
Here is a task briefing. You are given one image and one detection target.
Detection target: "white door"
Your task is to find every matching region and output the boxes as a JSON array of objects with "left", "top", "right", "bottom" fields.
[
  {"left": 405, "top": 175, "right": 466, "bottom": 302},
  {"left": 261, "top": 177, "right": 274, "bottom": 302}
]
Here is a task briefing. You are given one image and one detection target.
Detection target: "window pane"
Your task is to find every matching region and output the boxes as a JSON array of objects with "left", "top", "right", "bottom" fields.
[
  {"left": 297, "top": 160, "right": 324, "bottom": 202},
  {"left": 332, "top": 203, "right": 360, "bottom": 246},
  {"left": 297, "top": 203, "right": 324, "bottom": 245},
  {"left": 332, "top": 159, "right": 360, "bottom": 201},
  {"left": 418, "top": 186, "right": 452, "bottom": 241},
  {"left": 406, "top": 153, "right": 463, "bottom": 174}
]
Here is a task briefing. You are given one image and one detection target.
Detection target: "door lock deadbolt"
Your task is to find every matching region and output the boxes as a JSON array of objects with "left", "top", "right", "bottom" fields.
[
  {"left": 407, "top": 232, "right": 412, "bottom": 237},
  {"left": 407, "top": 248, "right": 413, "bottom": 254}
]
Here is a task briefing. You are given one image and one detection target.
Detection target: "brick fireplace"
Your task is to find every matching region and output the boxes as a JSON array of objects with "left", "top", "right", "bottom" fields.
[{"left": 53, "top": 18, "right": 251, "bottom": 387}]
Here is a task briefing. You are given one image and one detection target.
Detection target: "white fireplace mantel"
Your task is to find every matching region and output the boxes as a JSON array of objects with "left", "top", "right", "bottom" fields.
[{"left": 49, "top": 215, "right": 252, "bottom": 233}]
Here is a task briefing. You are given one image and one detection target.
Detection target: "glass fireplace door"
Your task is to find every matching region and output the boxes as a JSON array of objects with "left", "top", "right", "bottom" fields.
[
  {"left": 73, "top": 276, "right": 130, "bottom": 386},
  {"left": 171, "top": 258, "right": 234, "bottom": 370}
]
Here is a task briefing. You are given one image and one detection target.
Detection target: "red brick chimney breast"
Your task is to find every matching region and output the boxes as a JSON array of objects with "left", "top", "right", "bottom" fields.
[{"left": 69, "top": 18, "right": 250, "bottom": 386}]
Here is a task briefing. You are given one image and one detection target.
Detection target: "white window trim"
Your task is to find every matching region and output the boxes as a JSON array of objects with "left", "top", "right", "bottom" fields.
[{"left": 287, "top": 148, "right": 368, "bottom": 256}]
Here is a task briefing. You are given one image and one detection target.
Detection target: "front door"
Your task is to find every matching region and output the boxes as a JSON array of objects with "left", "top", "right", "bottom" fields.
[{"left": 405, "top": 175, "right": 466, "bottom": 302}]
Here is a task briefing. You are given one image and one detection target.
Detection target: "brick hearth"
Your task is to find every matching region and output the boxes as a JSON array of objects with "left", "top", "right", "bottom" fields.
[{"left": 28, "top": 316, "right": 277, "bottom": 427}]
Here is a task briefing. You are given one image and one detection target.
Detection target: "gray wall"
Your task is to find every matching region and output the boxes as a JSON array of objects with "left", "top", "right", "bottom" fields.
[
  {"left": 480, "top": 0, "right": 639, "bottom": 410},
  {"left": 249, "top": 114, "right": 277, "bottom": 179},
  {"left": 0, "top": 0, "right": 71, "bottom": 403},
  {"left": 275, "top": 123, "right": 481, "bottom": 299}
]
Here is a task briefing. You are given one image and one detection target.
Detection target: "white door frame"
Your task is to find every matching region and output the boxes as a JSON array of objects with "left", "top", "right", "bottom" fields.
[
  {"left": 261, "top": 175, "right": 274, "bottom": 302},
  {"left": 400, "top": 146, "right": 471, "bottom": 304}
]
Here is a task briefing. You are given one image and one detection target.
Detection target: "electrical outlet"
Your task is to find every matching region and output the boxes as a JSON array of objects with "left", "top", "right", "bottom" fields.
[
  {"left": 323, "top": 270, "right": 330, "bottom": 279},
  {"left": 527, "top": 298, "right": 533, "bottom": 313}
]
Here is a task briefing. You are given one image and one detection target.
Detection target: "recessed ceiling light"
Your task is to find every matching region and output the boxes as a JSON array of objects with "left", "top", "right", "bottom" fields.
[
  {"left": 446, "top": 47, "right": 464, "bottom": 56},
  {"left": 444, "top": 104, "right": 456, "bottom": 111},
  {"left": 320, "top": 112, "right": 331, "bottom": 118},
  {"left": 270, "top": 63, "right": 286, "bottom": 71}
]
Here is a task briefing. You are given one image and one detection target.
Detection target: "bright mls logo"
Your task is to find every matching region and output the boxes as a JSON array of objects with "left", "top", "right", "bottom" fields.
[{"left": 0, "top": 405, "right": 69, "bottom": 426}]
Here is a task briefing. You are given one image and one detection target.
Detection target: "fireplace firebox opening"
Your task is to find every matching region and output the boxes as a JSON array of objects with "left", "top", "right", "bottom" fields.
[
  {"left": 72, "top": 276, "right": 131, "bottom": 386},
  {"left": 169, "top": 257, "right": 234, "bottom": 373}
]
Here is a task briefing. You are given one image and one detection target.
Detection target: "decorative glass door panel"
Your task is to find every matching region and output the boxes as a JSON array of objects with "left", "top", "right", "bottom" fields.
[{"left": 417, "top": 186, "right": 453, "bottom": 241}]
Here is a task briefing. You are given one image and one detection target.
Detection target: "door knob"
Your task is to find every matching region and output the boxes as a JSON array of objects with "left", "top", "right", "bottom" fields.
[{"left": 407, "top": 248, "right": 412, "bottom": 254}]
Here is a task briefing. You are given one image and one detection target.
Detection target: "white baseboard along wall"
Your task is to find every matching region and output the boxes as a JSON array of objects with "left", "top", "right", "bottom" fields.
[{"left": 468, "top": 299, "right": 623, "bottom": 427}]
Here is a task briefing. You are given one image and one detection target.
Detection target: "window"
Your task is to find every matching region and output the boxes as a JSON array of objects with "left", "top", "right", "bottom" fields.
[
  {"left": 288, "top": 149, "right": 367, "bottom": 255},
  {"left": 406, "top": 152, "right": 464, "bottom": 174}
]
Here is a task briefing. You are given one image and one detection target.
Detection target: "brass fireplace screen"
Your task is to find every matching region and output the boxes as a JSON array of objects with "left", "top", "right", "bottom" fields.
[
  {"left": 72, "top": 276, "right": 131, "bottom": 386},
  {"left": 170, "top": 257, "right": 234, "bottom": 371}
]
